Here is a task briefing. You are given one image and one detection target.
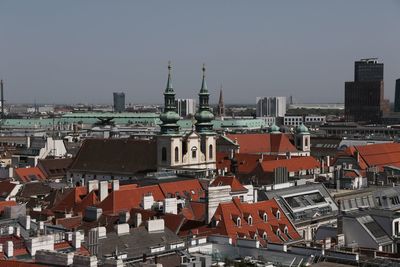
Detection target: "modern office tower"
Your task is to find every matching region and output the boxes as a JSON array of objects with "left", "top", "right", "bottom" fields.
[
  {"left": 395, "top": 79, "right": 400, "bottom": 112},
  {"left": 256, "top": 96, "right": 287, "bottom": 117},
  {"left": 175, "top": 98, "right": 196, "bottom": 117},
  {"left": 113, "top": 92, "right": 125, "bottom": 113},
  {"left": 345, "top": 58, "right": 385, "bottom": 123}
]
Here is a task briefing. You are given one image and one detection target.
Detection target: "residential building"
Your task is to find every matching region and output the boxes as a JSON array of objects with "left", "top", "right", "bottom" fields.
[
  {"left": 256, "top": 96, "right": 287, "bottom": 117},
  {"left": 176, "top": 98, "right": 196, "bottom": 117},
  {"left": 113, "top": 92, "right": 125, "bottom": 112},
  {"left": 284, "top": 116, "right": 303, "bottom": 126},
  {"left": 260, "top": 183, "right": 339, "bottom": 241},
  {"left": 209, "top": 198, "right": 302, "bottom": 246},
  {"left": 345, "top": 58, "right": 386, "bottom": 123}
]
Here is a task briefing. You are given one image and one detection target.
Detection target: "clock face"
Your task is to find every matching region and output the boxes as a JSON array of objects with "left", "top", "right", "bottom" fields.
[{"left": 191, "top": 146, "right": 197, "bottom": 151}]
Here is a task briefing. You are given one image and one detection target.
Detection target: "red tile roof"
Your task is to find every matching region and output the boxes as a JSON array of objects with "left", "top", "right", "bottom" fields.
[
  {"left": 210, "top": 176, "right": 248, "bottom": 192},
  {"left": 55, "top": 216, "right": 83, "bottom": 230},
  {"left": 211, "top": 198, "right": 301, "bottom": 246},
  {"left": 346, "top": 143, "right": 400, "bottom": 171},
  {"left": 98, "top": 185, "right": 164, "bottom": 215},
  {"left": 14, "top": 167, "right": 46, "bottom": 183},
  {"left": 159, "top": 180, "right": 205, "bottom": 201},
  {"left": 0, "top": 260, "right": 44, "bottom": 267},
  {"left": 0, "top": 201, "right": 17, "bottom": 214},
  {"left": 226, "top": 133, "right": 297, "bottom": 154},
  {"left": 0, "top": 180, "right": 19, "bottom": 199},
  {"left": 260, "top": 156, "right": 320, "bottom": 173}
]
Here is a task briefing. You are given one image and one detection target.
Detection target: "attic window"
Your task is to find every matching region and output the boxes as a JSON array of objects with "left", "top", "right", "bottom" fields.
[
  {"left": 276, "top": 210, "right": 280, "bottom": 220},
  {"left": 263, "top": 213, "right": 267, "bottom": 222},
  {"left": 236, "top": 217, "right": 241, "bottom": 227},
  {"left": 263, "top": 232, "right": 267, "bottom": 240},
  {"left": 247, "top": 215, "right": 253, "bottom": 226}
]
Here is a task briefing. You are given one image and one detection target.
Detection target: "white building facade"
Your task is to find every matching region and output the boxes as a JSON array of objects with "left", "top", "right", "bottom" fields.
[{"left": 256, "top": 96, "right": 287, "bottom": 117}]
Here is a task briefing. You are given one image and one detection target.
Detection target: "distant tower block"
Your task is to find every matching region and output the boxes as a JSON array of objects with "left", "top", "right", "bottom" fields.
[
  {"left": 0, "top": 80, "right": 4, "bottom": 119},
  {"left": 217, "top": 85, "right": 225, "bottom": 118},
  {"left": 113, "top": 92, "right": 125, "bottom": 113}
]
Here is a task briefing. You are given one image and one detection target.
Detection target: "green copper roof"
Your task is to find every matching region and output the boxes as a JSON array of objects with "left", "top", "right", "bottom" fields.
[
  {"left": 269, "top": 123, "right": 280, "bottom": 134},
  {"left": 195, "top": 64, "right": 214, "bottom": 133},
  {"left": 160, "top": 62, "right": 180, "bottom": 134},
  {"left": 296, "top": 123, "right": 309, "bottom": 134}
]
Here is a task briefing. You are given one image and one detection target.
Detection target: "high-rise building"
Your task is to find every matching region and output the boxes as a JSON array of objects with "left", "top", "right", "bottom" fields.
[
  {"left": 395, "top": 79, "right": 400, "bottom": 112},
  {"left": 175, "top": 98, "right": 196, "bottom": 117},
  {"left": 113, "top": 92, "right": 125, "bottom": 113},
  {"left": 256, "top": 96, "right": 286, "bottom": 117},
  {"left": 345, "top": 58, "right": 385, "bottom": 123}
]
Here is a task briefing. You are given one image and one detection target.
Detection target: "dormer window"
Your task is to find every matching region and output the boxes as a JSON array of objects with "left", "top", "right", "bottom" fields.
[
  {"left": 276, "top": 228, "right": 281, "bottom": 236},
  {"left": 263, "top": 232, "right": 267, "bottom": 240},
  {"left": 263, "top": 213, "right": 268, "bottom": 222},
  {"left": 276, "top": 210, "right": 280, "bottom": 220},
  {"left": 284, "top": 226, "right": 289, "bottom": 235},
  {"left": 236, "top": 217, "right": 241, "bottom": 227},
  {"left": 248, "top": 216, "right": 252, "bottom": 226}
]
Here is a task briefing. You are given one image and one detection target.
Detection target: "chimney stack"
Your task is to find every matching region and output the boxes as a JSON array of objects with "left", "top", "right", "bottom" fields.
[
  {"left": 112, "top": 180, "right": 120, "bottom": 191},
  {"left": 99, "top": 181, "right": 108, "bottom": 202}
]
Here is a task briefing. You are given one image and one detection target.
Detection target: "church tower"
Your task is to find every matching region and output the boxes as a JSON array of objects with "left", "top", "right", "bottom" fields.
[
  {"left": 157, "top": 62, "right": 183, "bottom": 169},
  {"left": 217, "top": 85, "right": 225, "bottom": 118},
  {"left": 194, "top": 64, "right": 217, "bottom": 170},
  {"left": 294, "top": 123, "right": 311, "bottom": 156}
]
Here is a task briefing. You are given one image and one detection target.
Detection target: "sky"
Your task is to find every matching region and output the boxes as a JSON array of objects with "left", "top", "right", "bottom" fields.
[{"left": 1, "top": 1, "right": 400, "bottom": 105}]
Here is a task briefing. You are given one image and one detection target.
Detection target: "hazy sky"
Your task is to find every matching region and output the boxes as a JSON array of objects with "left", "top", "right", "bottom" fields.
[{"left": 1, "top": 1, "right": 400, "bottom": 105}]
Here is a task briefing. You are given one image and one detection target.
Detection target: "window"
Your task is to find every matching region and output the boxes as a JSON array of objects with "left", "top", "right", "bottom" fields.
[
  {"left": 284, "top": 226, "right": 289, "bottom": 235},
  {"left": 305, "top": 137, "right": 309, "bottom": 147},
  {"left": 209, "top": 144, "right": 213, "bottom": 159},
  {"left": 263, "top": 232, "right": 267, "bottom": 240},
  {"left": 162, "top": 147, "right": 167, "bottom": 162},
  {"left": 248, "top": 216, "right": 252, "bottom": 225},
  {"left": 174, "top": 147, "right": 179, "bottom": 163},
  {"left": 263, "top": 213, "right": 268, "bottom": 222},
  {"left": 236, "top": 217, "right": 241, "bottom": 227},
  {"left": 276, "top": 210, "right": 280, "bottom": 220},
  {"left": 192, "top": 150, "right": 196, "bottom": 159}
]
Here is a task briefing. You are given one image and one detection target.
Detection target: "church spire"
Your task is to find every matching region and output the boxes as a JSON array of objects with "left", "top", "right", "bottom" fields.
[
  {"left": 195, "top": 64, "right": 214, "bottom": 133},
  {"left": 217, "top": 85, "right": 225, "bottom": 118},
  {"left": 160, "top": 61, "right": 180, "bottom": 135}
]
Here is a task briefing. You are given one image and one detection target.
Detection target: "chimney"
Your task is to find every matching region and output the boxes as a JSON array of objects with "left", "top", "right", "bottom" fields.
[
  {"left": 87, "top": 180, "right": 99, "bottom": 193},
  {"left": 146, "top": 219, "right": 165, "bottom": 233},
  {"left": 25, "top": 215, "right": 31, "bottom": 230},
  {"left": 115, "top": 223, "right": 129, "bottom": 236},
  {"left": 133, "top": 213, "right": 142, "bottom": 228},
  {"left": 163, "top": 198, "right": 178, "bottom": 214},
  {"left": 326, "top": 156, "right": 330, "bottom": 167},
  {"left": 112, "top": 180, "right": 120, "bottom": 191},
  {"left": 99, "top": 181, "right": 108, "bottom": 202},
  {"left": 4, "top": 241, "right": 13, "bottom": 258},
  {"left": 15, "top": 227, "right": 20, "bottom": 237},
  {"left": 354, "top": 151, "right": 360, "bottom": 164},
  {"left": 119, "top": 211, "right": 130, "bottom": 224},
  {"left": 72, "top": 232, "right": 82, "bottom": 250},
  {"left": 142, "top": 194, "right": 154, "bottom": 210}
]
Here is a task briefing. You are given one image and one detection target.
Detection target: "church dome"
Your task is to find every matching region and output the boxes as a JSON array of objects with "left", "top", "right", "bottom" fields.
[
  {"left": 160, "top": 111, "right": 180, "bottom": 124},
  {"left": 195, "top": 110, "right": 214, "bottom": 123},
  {"left": 296, "top": 123, "right": 309, "bottom": 134},
  {"left": 269, "top": 123, "right": 280, "bottom": 134}
]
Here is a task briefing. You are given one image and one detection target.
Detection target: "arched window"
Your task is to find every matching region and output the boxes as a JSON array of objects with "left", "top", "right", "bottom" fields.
[
  {"left": 209, "top": 144, "right": 213, "bottom": 159},
  {"left": 276, "top": 210, "right": 280, "bottom": 220},
  {"left": 248, "top": 216, "right": 252, "bottom": 225},
  {"left": 284, "top": 226, "right": 289, "bottom": 235},
  {"left": 192, "top": 150, "right": 197, "bottom": 159},
  {"left": 162, "top": 147, "right": 167, "bottom": 162},
  {"left": 174, "top": 147, "right": 179, "bottom": 163}
]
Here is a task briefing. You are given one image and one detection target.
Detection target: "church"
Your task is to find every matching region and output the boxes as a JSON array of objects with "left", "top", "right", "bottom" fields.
[{"left": 157, "top": 63, "right": 217, "bottom": 172}]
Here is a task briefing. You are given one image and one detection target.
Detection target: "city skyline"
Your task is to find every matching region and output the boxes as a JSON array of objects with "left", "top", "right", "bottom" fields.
[{"left": 1, "top": 1, "right": 400, "bottom": 104}]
